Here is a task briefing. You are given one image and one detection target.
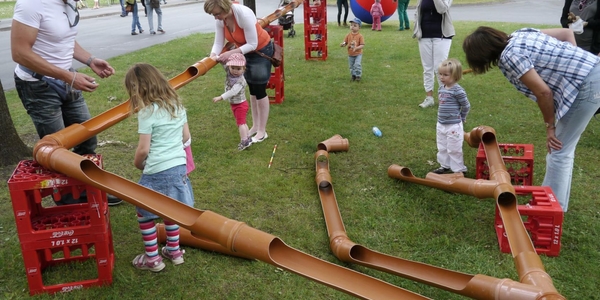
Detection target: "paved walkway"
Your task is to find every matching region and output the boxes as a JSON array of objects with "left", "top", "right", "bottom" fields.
[
  {"left": 0, "top": 0, "right": 561, "bottom": 32},
  {"left": 0, "top": 0, "right": 199, "bottom": 32}
]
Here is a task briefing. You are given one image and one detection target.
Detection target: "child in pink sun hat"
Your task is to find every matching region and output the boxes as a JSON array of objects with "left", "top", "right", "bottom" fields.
[{"left": 212, "top": 53, "right": 253, "bottom": 151}]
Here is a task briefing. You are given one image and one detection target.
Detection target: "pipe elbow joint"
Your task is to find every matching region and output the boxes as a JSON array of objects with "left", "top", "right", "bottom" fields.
[
  {"left": 329, "top": 234, "right": 354, "bottom": 261},
  {"left": 33, "top": 135, "right": 61, "bottom": 170}
]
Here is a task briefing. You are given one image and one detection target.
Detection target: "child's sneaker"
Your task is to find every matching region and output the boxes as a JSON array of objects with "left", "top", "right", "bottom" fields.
[
  {"left": 237, "top": 138, "right": 252, "bottom": 151},
  {"left": 132, "top": 254, "right": 165, "bottom": 272},
  {"left": 432, "top": 167, "right": 451, "bottom": 174},
  {"left": 161, "top": 247, "right": 185, "bottom": 265},
  {"left": 418, "top": 96, "right": 435, "bottom": 108}
]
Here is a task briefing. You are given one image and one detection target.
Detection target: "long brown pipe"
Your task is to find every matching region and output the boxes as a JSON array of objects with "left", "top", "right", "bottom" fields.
[
  {"left": 33, "top": 56, "right": 218, "bottom": 155},
  {"left": 33, "top": 146, "right": 428, "bottom": 299},
  {"left": 314, "top": 135, "right": 558, "bottom": 299},
  {"left": 386, "top": 127, "right": 564, "bottom": 299}
]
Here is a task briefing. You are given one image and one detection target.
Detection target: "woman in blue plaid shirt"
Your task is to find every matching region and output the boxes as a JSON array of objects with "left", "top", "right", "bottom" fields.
[{"left": 462, "top": 26, "right": 600, "bottom": 212}]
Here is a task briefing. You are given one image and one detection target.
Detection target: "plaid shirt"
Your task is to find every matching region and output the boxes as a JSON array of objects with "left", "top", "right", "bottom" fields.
[{"left": 499, "top": 28, "right": 600, "bottom": 120}]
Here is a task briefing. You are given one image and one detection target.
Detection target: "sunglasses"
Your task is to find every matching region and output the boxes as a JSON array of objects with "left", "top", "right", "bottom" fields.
[
  {"left": 64, "top": 1, "right": 80, "bottom": 28},
  {"left": 579, "top": 0, "right": 588, "bottom": 11}
]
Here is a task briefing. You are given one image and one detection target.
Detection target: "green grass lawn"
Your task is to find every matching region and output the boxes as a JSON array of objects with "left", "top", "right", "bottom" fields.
[
  {"left": 1, "top": 19, "right": 599, "bottom": 299},
  {"left": 0, "top": 1, "right": 14, "bottom": 19}
]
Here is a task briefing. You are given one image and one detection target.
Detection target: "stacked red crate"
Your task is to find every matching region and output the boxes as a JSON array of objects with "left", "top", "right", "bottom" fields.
[
  {"left": 7, "top": 156, "right": 114, "bottom": 295},
  {"left": 475, "top": 143, "right": 564, "bottom": 256},
  {"left": 495, "top": 186, "right": 563, "bottom": 256},
  {"left": 476, "top": 143, "right": 534, "bottom": 186},
  {"left": 303, "top": 0, "right": 327, "bottom": 60},
  {"left": 266, "top": 25, "right": 285, "bottom": 104}
]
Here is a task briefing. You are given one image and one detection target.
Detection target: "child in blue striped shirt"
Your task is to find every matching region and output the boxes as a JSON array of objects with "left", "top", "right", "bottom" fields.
[{"left": 432, "top": 58, "right": 471, "bottom": 175}]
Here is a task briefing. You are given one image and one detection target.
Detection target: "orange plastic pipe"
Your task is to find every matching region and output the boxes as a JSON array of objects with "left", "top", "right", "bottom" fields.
[
  {"left": 32, "top": 56, "right": 218, "bottom": 155},
  {"left": 32, "top": 146, "right": 425, "bottom": 299},
  {"left": 385, "top": 127, "right": 564, "bottom": 299},
  {"left": 313, "top": 136, "right": 552, "bottom": 299},
  {"left": 156, "top": 223, "right": 253, "bottom": 260},
  {"left": 258, "top": 0, "right": 304, "bottom": 28}
]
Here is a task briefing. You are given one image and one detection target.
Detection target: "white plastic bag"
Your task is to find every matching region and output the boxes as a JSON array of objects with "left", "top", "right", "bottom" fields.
[{"left": 570, "top": 18, "right": 584, "bottom": 35}]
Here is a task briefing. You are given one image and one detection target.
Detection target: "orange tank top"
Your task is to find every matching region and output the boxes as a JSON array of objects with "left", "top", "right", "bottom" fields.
[{"left": 224, "top": 18, "right": 270, "bottom": 51}]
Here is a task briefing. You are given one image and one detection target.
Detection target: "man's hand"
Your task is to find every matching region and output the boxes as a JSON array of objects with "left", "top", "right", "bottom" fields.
[
  {"left": 71, "top": 72, "right": 99, "bottom": 92},
  {"left": 89, "top": 58, "right": 115, "bottom": 79}
]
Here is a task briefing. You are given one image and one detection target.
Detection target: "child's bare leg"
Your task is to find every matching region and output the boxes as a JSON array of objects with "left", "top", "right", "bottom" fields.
[{"left": 239, "top": 124, "right": 249, "bottom": 141}]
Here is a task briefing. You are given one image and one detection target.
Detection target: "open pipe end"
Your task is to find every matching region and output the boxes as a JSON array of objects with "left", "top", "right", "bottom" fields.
[
  {"left": 348, "top": 244, "right": 370, "bottom": 261},
  {"left": 318, "top": 181, "right": 332, "bottom": 190},
  {"left": 194, "top": 57, "right": 218, "bottom": 75},
  {"left": 315, "top": 149, "right": 329, "bottom": 161},
  {"left": 497, "top": 190, "right": 517, "bottom": 208},
  {"left": 481, "top": 130, "right": 497, "bottom": 144},
  {"left": 387, "top": 164, "right": 414, "bottom": 179},
  {"left": 315, "top": 168, "right": 332, "bottom": 191},
  {"left": 464, "top": 125, "right": 497, "bottom": 148},
  {"left": 317, "top": 135, "right": 349, "bottom": 152},
  {"left": 187, "top": 65, "right": 199, "bottom": 78}
]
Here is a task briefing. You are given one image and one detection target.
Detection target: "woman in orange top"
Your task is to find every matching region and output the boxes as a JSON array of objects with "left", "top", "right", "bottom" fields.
[{"left": 205, "top": 0, "right": 274, "bottom": 143}]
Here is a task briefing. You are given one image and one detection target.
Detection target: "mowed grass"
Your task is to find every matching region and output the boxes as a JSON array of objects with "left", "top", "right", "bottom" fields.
[{"left": 1, "top": 19, "right": 599, "bottom": 300}]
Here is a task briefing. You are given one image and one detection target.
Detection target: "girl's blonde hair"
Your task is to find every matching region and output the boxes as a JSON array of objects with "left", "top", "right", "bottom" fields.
[
  {"left": 125, "top": 63, "right": 183, "bottom": 118},
  {"left": 438, "top": 58, "right": 463, "bottom": 82}
]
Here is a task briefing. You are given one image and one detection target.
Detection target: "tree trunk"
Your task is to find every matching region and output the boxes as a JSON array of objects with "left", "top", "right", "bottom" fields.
[
  {"left": 0, "top": 80, "right": 32, "bottom": 167},
  {"left": 243, "top": 0, "right": 256, "bottom": 14}
]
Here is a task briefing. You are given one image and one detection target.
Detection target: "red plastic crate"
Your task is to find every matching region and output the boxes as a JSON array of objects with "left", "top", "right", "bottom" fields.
[
  {"left": 7, "top": 156, "right": 115, "bottom": 295},
  {"left": 265, "top": 25, "right": 285, "bottom": 104},
  {"left": 476, "top": 143, "right": 534, "bottom": 185},
  {"left": 267, "top": 73, "right": 284, "bottom": 104},
  {"left": 495, "top": 185, "right": 563, "bottom": 256},
  {"left": 20, "top": 230, "right": 114, "bottom": 295},
  {"left": 303, "top": 0, "right": 327, "bottom": 60},
  {"left": 8, "top": 157, "right": 110, "bottom": 241}
]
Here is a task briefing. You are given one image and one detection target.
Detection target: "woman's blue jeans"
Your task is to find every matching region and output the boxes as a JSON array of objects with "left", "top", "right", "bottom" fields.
[{"left": 543, "top": 63, "right": 600, "bottom": 212}]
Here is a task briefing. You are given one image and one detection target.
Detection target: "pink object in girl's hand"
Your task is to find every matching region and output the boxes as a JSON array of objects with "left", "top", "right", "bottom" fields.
[{"left": 184, "top": 145, "right": 195, "bottom": 174}]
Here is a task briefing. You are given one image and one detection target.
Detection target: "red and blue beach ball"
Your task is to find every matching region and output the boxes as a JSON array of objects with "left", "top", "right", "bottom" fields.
[{"left": 350, "top": 0, "right": 397, "bottom": 24}]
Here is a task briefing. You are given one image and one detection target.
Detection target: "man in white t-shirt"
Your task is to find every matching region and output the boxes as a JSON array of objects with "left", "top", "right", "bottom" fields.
[{"left": 11, "top": 0, "right": 122, "bottom": 206}]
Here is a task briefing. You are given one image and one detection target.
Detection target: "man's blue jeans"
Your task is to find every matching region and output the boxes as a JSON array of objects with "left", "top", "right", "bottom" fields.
[
  {"left": 120, "top": 0, "right": 127, "bottom": 15},
  {"left": 14, "top": 74, "right": 97, "bottom": 155},
  {"left": 145, "top": 0, "right": 163, "bottom": 32}
]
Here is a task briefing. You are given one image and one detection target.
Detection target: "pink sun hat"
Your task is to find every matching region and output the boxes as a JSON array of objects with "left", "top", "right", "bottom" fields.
[{"left": 226, "top": 53, "right": 246, "bottom": 67}]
